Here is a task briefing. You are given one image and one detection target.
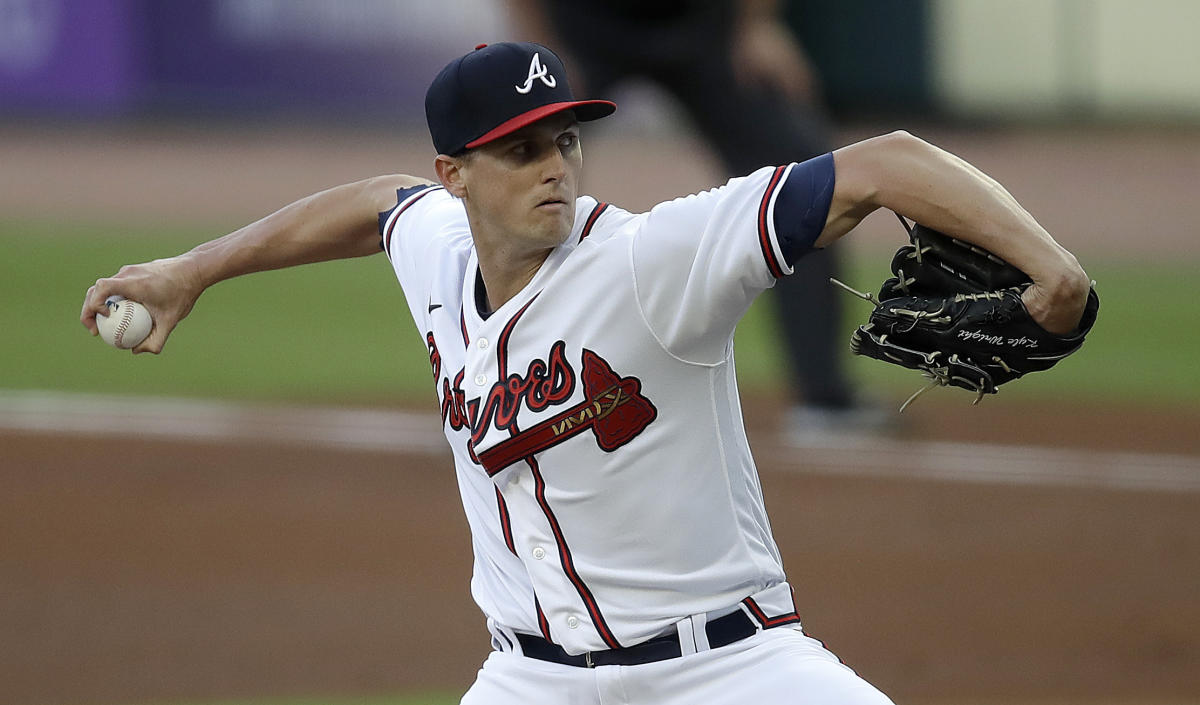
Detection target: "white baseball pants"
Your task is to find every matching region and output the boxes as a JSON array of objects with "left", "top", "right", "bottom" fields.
[{"left": 460, "top": 627, "right": 894, "bottom": 705}]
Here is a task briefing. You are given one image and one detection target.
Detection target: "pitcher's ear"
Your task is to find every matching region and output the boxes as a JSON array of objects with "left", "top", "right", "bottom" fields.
[{"left": 435, "top": 154, "right": 469, "bottom": 198}]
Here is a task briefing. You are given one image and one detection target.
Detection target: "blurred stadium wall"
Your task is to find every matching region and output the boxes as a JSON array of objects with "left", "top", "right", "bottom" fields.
[
  {"left": 0, "top": 0, "right": 509, "bottom": 124},
  {"left": 2, "top": 0, "right": 1199, "bottom": 124}
]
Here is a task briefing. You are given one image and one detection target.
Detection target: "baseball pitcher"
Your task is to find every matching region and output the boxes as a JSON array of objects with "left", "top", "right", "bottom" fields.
[{"left": 81, "top": 42, "right": 1095, "bottom": 705}]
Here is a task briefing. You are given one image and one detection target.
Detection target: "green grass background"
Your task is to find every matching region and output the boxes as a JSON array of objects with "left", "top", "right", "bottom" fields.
[{"left": 3, "top": 216, "right": 1196, "bottom": 410}]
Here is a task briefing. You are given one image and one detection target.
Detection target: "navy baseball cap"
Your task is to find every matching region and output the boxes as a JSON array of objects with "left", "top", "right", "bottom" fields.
[{"left": 425, "top": 42, "right": 616, "bottom": 156}]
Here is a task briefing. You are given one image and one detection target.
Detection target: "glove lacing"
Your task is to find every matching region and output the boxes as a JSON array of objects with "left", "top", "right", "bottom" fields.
[{"left": 833, "top": 277, "right": 997, "bottom": 411}]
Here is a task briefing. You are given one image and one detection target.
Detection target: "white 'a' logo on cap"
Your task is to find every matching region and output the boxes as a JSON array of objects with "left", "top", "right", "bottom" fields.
[{"left": 515, "top": 52, "right": 557, "bottom": 94}]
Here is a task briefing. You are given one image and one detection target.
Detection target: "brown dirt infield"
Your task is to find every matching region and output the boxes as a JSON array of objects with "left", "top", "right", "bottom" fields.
[
  {"left": 3, "top": 122, "right": 1198, "bottom": 263},
  {"left": 3, "top": 416, "right": 1199, "bottom": 705}
]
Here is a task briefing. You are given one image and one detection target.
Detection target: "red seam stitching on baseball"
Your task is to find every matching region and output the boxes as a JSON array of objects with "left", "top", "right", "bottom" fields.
[{"left": 114, "top": 304, "right": 134, "bottom": 346}]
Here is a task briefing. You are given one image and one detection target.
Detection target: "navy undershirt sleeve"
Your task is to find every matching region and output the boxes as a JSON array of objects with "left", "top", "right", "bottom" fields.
[
  {"left": 772, "top": 152, "right": 835, "bottom": 265},
  {"left": 377, "top": 184, "right": 435, "bottom": 250}
]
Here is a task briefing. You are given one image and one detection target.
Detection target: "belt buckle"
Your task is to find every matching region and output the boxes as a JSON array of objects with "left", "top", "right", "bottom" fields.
[{"left": 585, "top": 651, "right": 595, "bottom": 668}]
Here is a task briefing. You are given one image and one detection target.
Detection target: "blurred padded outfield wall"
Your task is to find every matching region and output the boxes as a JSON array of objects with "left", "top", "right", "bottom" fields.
[{"left": 3, "top": 0, "right": 1200, "bottom": 124}]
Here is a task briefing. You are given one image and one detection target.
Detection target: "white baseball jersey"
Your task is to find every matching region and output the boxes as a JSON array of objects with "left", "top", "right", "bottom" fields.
[{"left": 379, "top": 154, "right": 835, "bottom": 655}]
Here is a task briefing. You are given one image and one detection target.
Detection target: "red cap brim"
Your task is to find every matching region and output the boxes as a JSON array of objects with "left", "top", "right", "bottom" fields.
[{"left": 465, "top": 100, "right": 617, "bottom": 149}]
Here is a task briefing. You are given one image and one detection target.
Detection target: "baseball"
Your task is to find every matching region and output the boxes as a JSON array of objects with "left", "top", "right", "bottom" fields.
[{"left": 96, "top": 296, "right": 153, "bottom": 349}]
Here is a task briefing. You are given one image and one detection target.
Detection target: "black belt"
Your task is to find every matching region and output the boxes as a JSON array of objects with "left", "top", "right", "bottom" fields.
[{"left": 514, "top": 608, "right": 769, "bottom": 668}]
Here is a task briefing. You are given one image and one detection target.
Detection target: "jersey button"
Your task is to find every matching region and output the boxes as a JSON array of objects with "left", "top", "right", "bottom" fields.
[
  {"left": 477, "top": 338, "right": 490, "bottom": 350},
  {"left": 566, "top": 616, "right": 580, "bottom": 629},
  {"left": 532, "top": 546, "right": 546, "bottom": 560},
  {"left": 474, "top": 373, "right": 487, "bottom": 386}
]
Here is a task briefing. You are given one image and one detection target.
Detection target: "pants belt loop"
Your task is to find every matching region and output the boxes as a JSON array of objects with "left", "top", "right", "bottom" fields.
[
  {"left": 674, "top": 616, "right": 698, "bottom": 656},
  {"left": 488, "top": 618, "right": 522, "bottom": 655},
  {"left": 690, "top": 611, "right": 711, "bottom": 652}
]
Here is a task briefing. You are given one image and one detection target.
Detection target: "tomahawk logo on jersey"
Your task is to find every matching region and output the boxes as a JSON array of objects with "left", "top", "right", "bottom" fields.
[{"left": 378, "top": 153, "right": 834, "bottom": 653}]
